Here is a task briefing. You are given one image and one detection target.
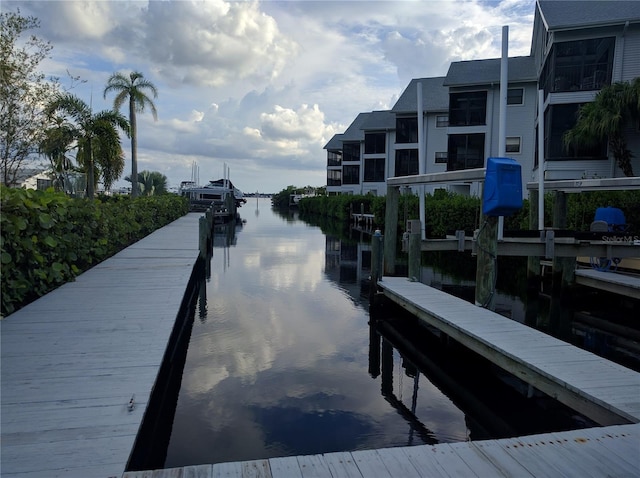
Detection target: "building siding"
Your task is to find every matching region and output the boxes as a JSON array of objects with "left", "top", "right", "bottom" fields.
[{"left": 621, "top": 25, "right": 640, "bottom": 81}]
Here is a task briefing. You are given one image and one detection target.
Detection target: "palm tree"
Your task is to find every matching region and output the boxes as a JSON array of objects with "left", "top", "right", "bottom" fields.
[
  {"left": 39, "top": 116, "right": 76, "bottom": 192},
  {"left": 45, "top": 93, "right": 129, "bottom": 198},
  {"left": 104, "top": 71, "right": 158, "bottom": 198},
  {"left": 564, "top": 78, "right": 640, "bottom": 177},
  {"left": 125, "top": 170, "right": 168, "bottom": 196}
]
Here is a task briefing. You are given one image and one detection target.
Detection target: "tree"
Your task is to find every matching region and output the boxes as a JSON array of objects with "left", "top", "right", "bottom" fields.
[
  {"left": 125, "top": 170, "right": 168, "bottom": 196},
  {"left": 45, "top": 93, "right": 129, "bottom": 198},
  {"left": 1, "top": 10, "right": 59, "bottom": 186},
  {"left": 564, "top": 78, "right": 640, "bottom": 177},
  {"left": 39, "top": 116, "right": 76, "bottom": 192},
  {"left": 104, "top": 71, "right": 158, "bottom": 198}
]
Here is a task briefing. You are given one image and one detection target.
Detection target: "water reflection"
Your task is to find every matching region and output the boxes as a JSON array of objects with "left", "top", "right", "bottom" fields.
[
  {"left": 165, "top": 200, "right": 469, "bottom": 467},
  {"left": 165, "top": 199, "right": 637, "bottom": 468}
]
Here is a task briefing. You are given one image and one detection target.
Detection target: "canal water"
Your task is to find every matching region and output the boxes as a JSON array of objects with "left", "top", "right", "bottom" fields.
[{"left": 164, "top": 198, "right": 638, "bottom": 468}]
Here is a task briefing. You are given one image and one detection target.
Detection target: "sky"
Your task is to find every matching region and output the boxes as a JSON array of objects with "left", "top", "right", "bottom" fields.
[{"left": 8, "top": 0, "right": 536, "bottom": 194}]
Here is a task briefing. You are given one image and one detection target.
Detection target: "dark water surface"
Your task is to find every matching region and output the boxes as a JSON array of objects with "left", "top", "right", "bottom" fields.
[{"left": 164, "top": 198, "right": 637, "bottom": 468}]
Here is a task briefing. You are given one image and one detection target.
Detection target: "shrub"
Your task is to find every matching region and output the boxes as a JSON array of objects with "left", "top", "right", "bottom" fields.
[{"left": 0, "top": 186, "right": 188, "bottom": 316}]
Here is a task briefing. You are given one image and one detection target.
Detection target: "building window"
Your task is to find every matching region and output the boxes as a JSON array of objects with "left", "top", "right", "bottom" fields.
[
  {"left": 37, "top": 178, "right": 53, "bottom": 190},
  {"left": 541, "top": 37, "right": 614, "bottom": 96},
  {"left": 327, "top": 151, "right": 341, "bottom": 167},
  {"left": 544, "top": 104, "right": 606, "bottom": 160},
  {"left": 506, "top": 137, "right": 521, "bottom": 154},
  {"left": 327, "top": 169, "right": 341, "bottom": 186},
  {"left": 342, "top": 165, "right": 360, "bottom": 184},
  {"left": 436, "top": 115, "right": 449, "bottom": 127},
  {"left": 365, "top": 132, "right": 386, "bottom": 154},
  {"left": 435, "top": 152, "right": 448, "bottom": 164},
  {"left": 395, "top": 149, "right": 419, "bottom": 176},
  {"left": 364, "top": 157, "right": 385, "bottom": 182},
  {"left": 449, "top": 91, "right": 487, "bottom": 126},
  {"left": 507, "top": 88, "right": 524, "bottom": 105},
  {"left": 396, "top": 116, "right": 418, "bottom": 143},
  {"left": 447, "top": 134, "right": 485, "bottom": 171},
  {"left": 343, "top": 142, "right": 360, "bottom": 162}
]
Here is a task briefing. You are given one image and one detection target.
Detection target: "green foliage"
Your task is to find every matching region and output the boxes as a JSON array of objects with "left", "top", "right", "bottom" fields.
[
  {"left": 561, "top": 190, "right": 640, "bottom": 231},
  {"left": 564, "top": 78, "right": 640, "bottom": 177},
  {"left": 423, "top": 191, "right": 480, "bottom": 237},
  {"left": 298, "top": 194, "right": 383, "bottom": 222},
  {"left": 293, "top": 189, "right": 640, "bottom": 236},
  {"left": 125, "top": 170, "right": 168, "bottom": 196},
  {"left": 44, "top": 93, "right": 130, "bottom": 197},
  {"left": 1, "top": 10, "right": 59, "bottom": 186},
  {"left": 0, "top": 186, "right": 188, "bottom": 316},
  {"left": 270, "top": 186, "right": 298, "bottom": 209},
  {"left": 104, "top": 71, "right": 159, "bottom": 198}
]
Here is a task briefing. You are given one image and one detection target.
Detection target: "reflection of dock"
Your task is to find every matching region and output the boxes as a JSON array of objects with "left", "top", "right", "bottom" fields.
[
  {"left": 378, "top": 277, "right": 640, "bottom": 426},
  {"left": 124, "top": 423, "right": 640, "bottom": 477}
]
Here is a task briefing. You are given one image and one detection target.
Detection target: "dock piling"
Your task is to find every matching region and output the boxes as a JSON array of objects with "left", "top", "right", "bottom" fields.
[
  {"left": 408, "top": 221, "right": 421, "bottom": 282},
  {"left": 370, "top": 229, "right": 384, "bottom": 301}
]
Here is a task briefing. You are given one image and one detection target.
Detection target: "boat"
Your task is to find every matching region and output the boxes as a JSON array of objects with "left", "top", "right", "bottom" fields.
[
  {"left": 576, "top": 207, "right": 639, "bottom": 274},
  {"left": 180, "top": 179, "right": 246, "bottom": 213}
]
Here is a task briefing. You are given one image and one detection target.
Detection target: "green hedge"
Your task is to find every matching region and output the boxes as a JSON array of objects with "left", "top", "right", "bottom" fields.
[
  {"left": 297, "top": 190, "right": 640, "bottom": 237},
  {"left": 0, "top": 186, "right": 189, "bottom": 317}
]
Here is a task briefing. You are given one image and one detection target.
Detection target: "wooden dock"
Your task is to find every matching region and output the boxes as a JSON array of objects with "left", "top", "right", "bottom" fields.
[
  {"left": 123, "top": 423, "right": 640, "bottom": 477},
  {"left": 575, "top": 268, "right": 640, "bottom": 299},
  {"left": 0, "top": 213, "right": 202, "bottom": 478},
  {"left": 377, "top": 276, "right": 640, "bottom": 426}
]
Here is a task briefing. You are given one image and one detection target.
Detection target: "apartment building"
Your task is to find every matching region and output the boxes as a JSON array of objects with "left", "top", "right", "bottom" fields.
[
  {"left": 443, "top": 56, "right": 537, "bottom": 197},
  {"left": 324, "top": 0, "right": 640, "bottom": 197},
  {"left": 532, "top": 0, "right": 640, "bottom": 180}
]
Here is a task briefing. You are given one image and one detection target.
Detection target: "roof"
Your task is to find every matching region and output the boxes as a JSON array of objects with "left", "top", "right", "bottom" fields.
[
  {"left": 392, "top": 77, "right": 448, "bottom": 114},
  {"left": 323, "top": 134, "right": 343, "bottom": 150},
  {"left": 340, "top": 112, "right": 369, "bottom": 142},
  {"left": 444, "top": 56, "right": 537, "bottom": 87},
  {"left": 359, "top": 110, "right": 395, "bottom": 131},
  {"left": 537, "top": 1, "right": 640, "bottom": 31}
]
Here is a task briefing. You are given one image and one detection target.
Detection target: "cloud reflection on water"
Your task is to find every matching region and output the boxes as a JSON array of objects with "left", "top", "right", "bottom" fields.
[{"left": 165, "top": 201, "right": 467, "bottom": 467}]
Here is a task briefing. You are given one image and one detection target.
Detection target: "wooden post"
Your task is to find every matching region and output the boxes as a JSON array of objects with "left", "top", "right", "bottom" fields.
[
  {"left": 199, "top": 216, "right": 207, "bottom": 259},
  {"left": 368, "top": 322, "right": 381, "bottom": 378},
  {"left": 370, "top": 230, "right": 383, "bottom": 301},
  {"left": 525, "top": 189, "right": 541, "bottom": 327},
  {"left": 475, "top": 215, "right": 498, "bottom": 309},
  {"left": 408, "top": 221, "right": 421, "bottom": 281},
  {"left": 384, "top": 185, "right": 399, "bottom": 275},
  {"left": 549, "top": 190, "right": 574, "bottom": 339},
  {"left": 381, "top": 338, "right": 394, "bottom": 395}
]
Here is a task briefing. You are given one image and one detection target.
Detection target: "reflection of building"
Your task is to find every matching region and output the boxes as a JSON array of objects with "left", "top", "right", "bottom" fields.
[{"left": 324, "top": 235, "right": 371, "bottom": 301}]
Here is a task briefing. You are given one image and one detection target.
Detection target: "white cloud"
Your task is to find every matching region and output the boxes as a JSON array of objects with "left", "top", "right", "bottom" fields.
[
  {"left": 5, "top": 0, "right": 537, "bottom": 193},
  {"left": 142, "top": 0, "right": 299, "bottom": 88}
]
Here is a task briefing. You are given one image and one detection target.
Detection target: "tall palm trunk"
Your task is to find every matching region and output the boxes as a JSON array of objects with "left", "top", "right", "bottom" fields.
[
  {"left": 129, "top": 97, "right": 138, "bottom": 198},
  {"left": 86, "top": 136, "right": 95, "bottom": 198}
]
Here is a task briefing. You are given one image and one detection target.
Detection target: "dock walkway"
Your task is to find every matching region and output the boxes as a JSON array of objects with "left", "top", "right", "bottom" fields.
[
  {"left": 124, "top": 423, "right": 640, "bottom": 478},
  {"left": 1, "top": 213, "right": 202, "bottom": 478},
  {"left": 378, "top": 276, "right": 640, "bottom": 426},
  {"left": 575, "top": 268, "right": 640, "bottom": 299}
]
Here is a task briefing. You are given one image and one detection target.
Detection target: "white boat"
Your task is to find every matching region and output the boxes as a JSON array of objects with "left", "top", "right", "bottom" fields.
[{"left": 180, "top": 179, "right": 246, "bottom": 212}]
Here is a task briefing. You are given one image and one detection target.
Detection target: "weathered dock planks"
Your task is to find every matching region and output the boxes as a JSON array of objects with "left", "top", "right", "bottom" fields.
[
  {"left": 1, "top": 214, "right": 202, "bottom": 478},
  {"left": 123, "top": 423, "right": 640, "bottom": 478},
  {"left": 377, "top": 276, "right": 640, "bottom": 426},
  {"left": 575, "top": 268, "right": 640, "bottom": 299}
]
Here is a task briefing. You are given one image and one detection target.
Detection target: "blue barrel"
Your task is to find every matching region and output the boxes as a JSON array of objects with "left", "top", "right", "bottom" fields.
[{"left": 482, "top": 157, "right": 523, "bottom": 216}]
